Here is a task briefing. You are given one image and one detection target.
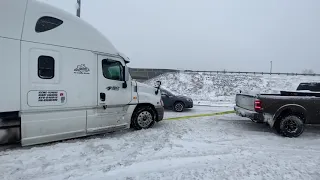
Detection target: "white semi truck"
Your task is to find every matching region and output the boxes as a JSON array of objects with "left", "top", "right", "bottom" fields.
[{"left": 0, "top": 0, "right": 164, "bottom": 146}]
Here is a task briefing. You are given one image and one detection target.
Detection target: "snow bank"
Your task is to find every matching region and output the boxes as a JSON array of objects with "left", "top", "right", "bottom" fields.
[{"left": 146, "top": 72, "right": 320, "bottom": 105}]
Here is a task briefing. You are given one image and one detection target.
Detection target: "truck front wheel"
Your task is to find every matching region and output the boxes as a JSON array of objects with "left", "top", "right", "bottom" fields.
[
  {"left": 131, "top": 106, "right": 156, "bottom": 130},
  {"left": 278, "top": 115, "right": 304, "bottom": 137}
]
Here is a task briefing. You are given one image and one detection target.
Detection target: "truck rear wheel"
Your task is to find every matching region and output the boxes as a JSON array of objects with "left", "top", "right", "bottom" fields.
[
  {"left": 278, "top": 115, "right": 304, "bottom": 137},
  {"left": 131, "top": 106, "right": 156, "bottom": 130}
]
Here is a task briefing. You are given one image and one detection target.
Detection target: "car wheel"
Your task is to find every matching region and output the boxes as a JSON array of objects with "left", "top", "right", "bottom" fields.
[
  {"left": 173, "top": 102, "right": 185, "bottom": 112},
  {"left": 131, "top": 106, "right": 156, "bottom": 130},
  {"left": 278, "top": 115, "right": 304, "bottom": 137}
]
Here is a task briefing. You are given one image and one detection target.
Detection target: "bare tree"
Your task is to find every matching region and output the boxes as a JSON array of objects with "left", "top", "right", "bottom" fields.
[{"left": 302, "top": 69, "right": 315, "bottom": 75}]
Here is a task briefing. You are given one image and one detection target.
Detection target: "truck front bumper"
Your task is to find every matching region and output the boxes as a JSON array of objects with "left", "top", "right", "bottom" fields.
[
  {"left": 155, "top": 106, "right": 164, "bottom": 122},
  {"left": 234, "top": 105, "right": 264, "bottom": 123}
]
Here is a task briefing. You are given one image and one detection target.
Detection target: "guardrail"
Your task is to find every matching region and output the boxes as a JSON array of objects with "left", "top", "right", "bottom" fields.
[
  {"left": 129, "top": 68, "right": 320, "bottom": 81},
  {"left": 129, "top": 68, "right": 178, "bottom": 81},
  {"left": 182, "top": 70, "right": 320, "bottom": 76}
]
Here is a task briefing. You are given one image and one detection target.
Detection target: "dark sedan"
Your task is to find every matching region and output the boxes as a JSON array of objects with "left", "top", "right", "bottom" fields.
[{"left": 160, "top": 88, "right": 193, "bottom": 112}]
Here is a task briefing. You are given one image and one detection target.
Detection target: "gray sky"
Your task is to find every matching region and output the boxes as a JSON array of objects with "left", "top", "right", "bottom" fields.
[{"left": 41, "top": 0, "right": 320, "bottom": 73}]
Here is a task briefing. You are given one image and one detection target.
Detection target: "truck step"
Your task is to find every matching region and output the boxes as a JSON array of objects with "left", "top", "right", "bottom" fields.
[
  {"left": 0, "top": 111, "right": 20, "bottom": 129},
  {"left": 0, "top": 127, "right": 20, "bottom": 145},
  {"left": 0, "top": 119, "right": 20, "bottom": 129},
  {"left": 0, "top": 112, "right": 21, "bottom": 145}
]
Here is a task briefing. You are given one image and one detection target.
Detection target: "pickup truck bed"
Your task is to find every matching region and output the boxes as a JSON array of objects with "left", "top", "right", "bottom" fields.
[{"left": 234, "top": 90, "right": 320, "bottom": 137}]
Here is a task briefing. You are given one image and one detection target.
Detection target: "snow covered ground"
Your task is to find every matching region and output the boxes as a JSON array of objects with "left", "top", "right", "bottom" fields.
[
  {"left": 1, "top": 106, "right": 320, "bottom": 180},
  {"left": 1, "top": 73, "right": 320, "bottom": 179},
  {"left": 145, "top": 72, "right": 320, "bottom": 105}
]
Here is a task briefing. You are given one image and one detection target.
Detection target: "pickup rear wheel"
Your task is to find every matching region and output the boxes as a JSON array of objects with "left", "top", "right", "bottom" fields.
[
  {"left": 278, "top": 115, "right": 304, "bottom": 137},
  {"left": 131, "top": 106, "right": 156, "bottom": 130}
]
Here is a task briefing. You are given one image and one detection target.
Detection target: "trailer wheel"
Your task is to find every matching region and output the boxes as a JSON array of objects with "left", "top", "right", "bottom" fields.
[
  {"left": 278, "top": 115, "right": 304, "bottom": 137},
  {"left": 131, "top": 106, "right": 156, "bottom": 130}
]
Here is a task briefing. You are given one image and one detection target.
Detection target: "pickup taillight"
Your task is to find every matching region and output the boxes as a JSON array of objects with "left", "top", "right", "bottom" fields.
[{"left": 254, "top": 99, "right": 262, "bottom": 111}]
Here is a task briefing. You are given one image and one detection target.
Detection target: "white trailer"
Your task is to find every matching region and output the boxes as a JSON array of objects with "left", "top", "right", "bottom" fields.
[{"left": 0, "top": 0, "right": 164, "bottom": 146}]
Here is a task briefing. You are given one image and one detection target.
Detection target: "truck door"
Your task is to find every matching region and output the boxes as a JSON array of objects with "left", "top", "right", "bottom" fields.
[{"left": 86, "top": 55, "right": 132, "bottom": 133}]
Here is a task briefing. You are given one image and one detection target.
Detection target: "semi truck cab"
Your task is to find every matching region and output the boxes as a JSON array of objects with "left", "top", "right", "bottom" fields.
[{"left": 0, "top": 0, "right": 164, "bottom": 146}]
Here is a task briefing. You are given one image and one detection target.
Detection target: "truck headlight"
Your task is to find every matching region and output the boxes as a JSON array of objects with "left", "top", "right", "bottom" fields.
[{"left": 187, "top": 99, "right": 193, "bottom": 102}]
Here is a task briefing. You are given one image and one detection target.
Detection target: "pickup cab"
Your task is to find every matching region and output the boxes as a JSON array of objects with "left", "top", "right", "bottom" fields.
[{"left": 234, "top": 83, "right": 320, "bottom": 137}]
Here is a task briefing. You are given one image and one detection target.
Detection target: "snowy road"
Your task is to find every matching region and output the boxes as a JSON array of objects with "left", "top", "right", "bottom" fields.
[{"left": 1, "top": 107, "right": 320, "bottom": 180}]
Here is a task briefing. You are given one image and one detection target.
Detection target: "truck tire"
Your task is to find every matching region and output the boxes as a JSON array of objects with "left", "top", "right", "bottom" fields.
[
  {"left": 131, "top": 106, "right": 156, "bottom": 130},
  {"left": 173, "top": 102, "right": 185, "bottom": 112},
  {"left": 278, "top": 115, "right": 304, "bottom": 137}
]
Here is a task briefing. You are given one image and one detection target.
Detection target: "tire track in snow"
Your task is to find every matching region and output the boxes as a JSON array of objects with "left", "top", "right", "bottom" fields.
[{"left": 75, "top": 153, "right": 238, "bottom": 180}]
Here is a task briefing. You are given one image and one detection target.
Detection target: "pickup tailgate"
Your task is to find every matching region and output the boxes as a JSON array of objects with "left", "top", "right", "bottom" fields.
[{"left": 235, "top": 94, "right": 256, "bottom": 111}]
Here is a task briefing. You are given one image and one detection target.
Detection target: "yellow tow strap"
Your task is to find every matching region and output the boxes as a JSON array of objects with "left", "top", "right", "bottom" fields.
[{"left": 165, "top": 110, "right": 235, "bottom": 120}]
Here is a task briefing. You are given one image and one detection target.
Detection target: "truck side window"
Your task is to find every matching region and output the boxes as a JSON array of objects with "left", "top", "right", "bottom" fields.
[
  {"left": 38, "top": 56, "right": 55, "bottom": 79},
  {"left": 35, "top": 16, "right": 63, "bottom": 33},
  {"left": 102, "top": 59, "right": 123, "bottom": 81}
]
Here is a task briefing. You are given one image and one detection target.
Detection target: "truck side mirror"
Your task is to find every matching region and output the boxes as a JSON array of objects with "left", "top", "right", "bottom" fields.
[
  {"left": 124, "top": 66, "right": 129, "bottom": 81},
  {"left": 122, "top": 66, "right": 129, "bottom": 88},
  {"left": 156, "top": 81, "right": 161, "bottom": 88},
  {"left": 155, "top": 81, "right": 162, "bottom": 95},
  {"left": 122, "top": 81, "right": 127, "bottom": 88}
]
